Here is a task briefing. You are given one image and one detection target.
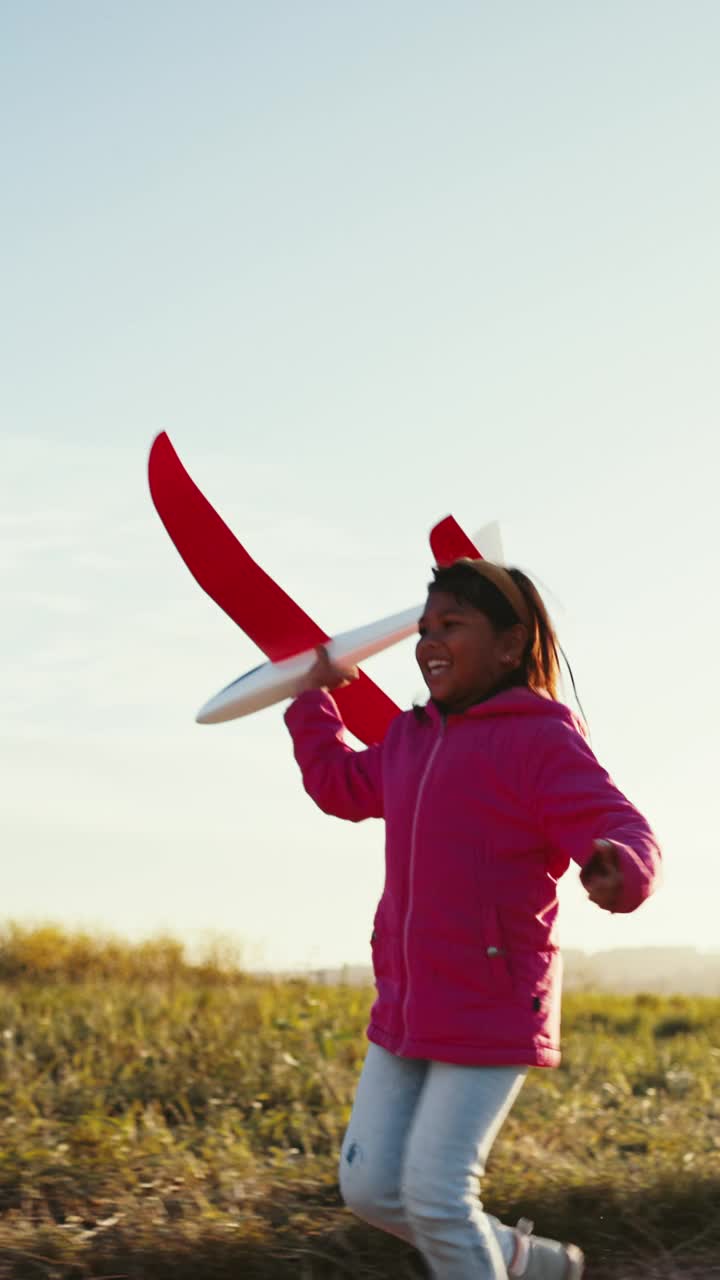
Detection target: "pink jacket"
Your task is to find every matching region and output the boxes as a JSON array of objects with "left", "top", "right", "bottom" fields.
[{"left": 285, "top": 688, "right": 661, "bottom": 1068}]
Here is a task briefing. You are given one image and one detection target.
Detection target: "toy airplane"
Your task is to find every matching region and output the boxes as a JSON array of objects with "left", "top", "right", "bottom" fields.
[{"left": 148, "top": 432, "right": 483, "bottom": 744}]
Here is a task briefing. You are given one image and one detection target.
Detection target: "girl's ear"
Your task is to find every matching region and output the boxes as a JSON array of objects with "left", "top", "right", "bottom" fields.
[{"left": 500, "top": 623, "right": 528, "bottom": 667}]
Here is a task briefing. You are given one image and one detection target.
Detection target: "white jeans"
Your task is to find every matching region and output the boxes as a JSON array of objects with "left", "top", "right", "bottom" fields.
[{"left": 339, "top": 1043, "right": 527, "bottom": 1280}]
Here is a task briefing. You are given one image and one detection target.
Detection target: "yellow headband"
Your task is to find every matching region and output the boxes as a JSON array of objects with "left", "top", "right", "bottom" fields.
[{"left": 449, "top": 558, "right": 531, "bottom": 629}]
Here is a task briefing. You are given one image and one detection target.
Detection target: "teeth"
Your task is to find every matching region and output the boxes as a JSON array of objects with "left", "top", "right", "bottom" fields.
[{"left": 428, "top": 661, "right": 449, "bottom": 673}]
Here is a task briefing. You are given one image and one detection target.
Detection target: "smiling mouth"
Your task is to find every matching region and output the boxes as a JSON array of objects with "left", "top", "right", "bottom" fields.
[{"left": 425, "top": 660, "right": 451, "bottom": 680}]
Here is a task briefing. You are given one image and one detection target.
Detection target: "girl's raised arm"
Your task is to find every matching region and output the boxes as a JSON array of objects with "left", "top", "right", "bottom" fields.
[{"left": 285, "top": 684, "right": 385, "bottom": 822}]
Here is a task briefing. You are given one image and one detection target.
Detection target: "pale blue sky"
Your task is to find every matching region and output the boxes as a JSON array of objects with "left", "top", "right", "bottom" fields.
[{"left": 2, "top": 2, "right": 718, "bottom": 970}]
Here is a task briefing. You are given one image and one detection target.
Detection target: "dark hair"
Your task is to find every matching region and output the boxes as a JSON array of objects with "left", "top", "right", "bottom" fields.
[{"left": 428, "top": 562, "right": 560, "bottom": 699}]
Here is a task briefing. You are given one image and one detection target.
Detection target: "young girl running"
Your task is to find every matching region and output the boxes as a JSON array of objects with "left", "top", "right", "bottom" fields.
[{"left": 284, "top": 558, "right": 661, "bottom": 1280}]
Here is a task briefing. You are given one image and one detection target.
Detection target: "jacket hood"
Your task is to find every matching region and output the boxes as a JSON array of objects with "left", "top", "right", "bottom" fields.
[{"left": 424, "top": 687, "right": 587, "bottom": 737}]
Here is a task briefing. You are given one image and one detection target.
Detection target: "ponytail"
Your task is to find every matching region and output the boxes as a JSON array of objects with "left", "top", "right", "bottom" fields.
[{"left": 505, "top": 568, "right": 560, "bottom": 699}]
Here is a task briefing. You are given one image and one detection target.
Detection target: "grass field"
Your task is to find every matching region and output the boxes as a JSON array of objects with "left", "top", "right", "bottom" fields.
[{"left": 0, "top": 925, "right": 718, "bottom": 1279}]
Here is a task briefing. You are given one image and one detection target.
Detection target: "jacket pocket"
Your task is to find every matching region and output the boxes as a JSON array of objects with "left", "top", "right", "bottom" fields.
[
  {"left": 478, "top": 904, "right": 514, "bottom": 998},
  {"left": 370, "top": 928, "right": 401, "bottom": 1034},
  {"left": 421, "top": 906, "right": 514, "bottom": 1005}
]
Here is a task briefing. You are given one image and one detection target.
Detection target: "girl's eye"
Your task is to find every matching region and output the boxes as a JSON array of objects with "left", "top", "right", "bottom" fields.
[{"left": 418, "top": 617, "right": 462, "bottom": 638}]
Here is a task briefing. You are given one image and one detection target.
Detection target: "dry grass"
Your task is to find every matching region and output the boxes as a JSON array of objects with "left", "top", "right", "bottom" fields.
[{"left": 0, "top": 926, "right": 718, "bottom": 1279}]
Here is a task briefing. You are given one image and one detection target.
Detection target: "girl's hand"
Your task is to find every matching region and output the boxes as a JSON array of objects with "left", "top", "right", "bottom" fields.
[
  {"left": 580, "top": 839, "right": 624, "bottom": 911},
  {"left": 296, "top": 645, "right": 359, "bottom": 695}
]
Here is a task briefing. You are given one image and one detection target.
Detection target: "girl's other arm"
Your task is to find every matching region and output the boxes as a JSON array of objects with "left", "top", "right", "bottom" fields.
[
  {"left": 529, "top": 719, "right": 661, "bottom": 914},
  {"left": 284, "top": 649, "right": 384, "bottom": 822}
]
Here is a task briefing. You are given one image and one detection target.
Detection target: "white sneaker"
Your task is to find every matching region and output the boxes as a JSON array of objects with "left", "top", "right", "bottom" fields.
[{"left": 509, "top": 1217, "right": 585, "bottom": 1280}]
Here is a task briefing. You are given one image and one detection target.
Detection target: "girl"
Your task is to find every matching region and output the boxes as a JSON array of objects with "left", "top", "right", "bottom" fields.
[{"left": 284, "top": 558, "right": 661, "bottom": 1280}]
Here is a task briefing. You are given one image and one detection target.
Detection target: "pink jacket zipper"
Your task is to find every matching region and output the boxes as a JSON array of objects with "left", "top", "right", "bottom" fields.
[{"left": 399, "top": 721, "right": 445, "bottom": 1051}]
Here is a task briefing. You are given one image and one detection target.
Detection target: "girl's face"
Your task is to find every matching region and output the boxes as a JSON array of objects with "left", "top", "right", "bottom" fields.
[{"left": 416, "top": 589, "right": 524, "bottom": 712}]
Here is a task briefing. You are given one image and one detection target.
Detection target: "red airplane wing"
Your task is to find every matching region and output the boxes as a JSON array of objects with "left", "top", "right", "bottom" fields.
[
  {"left": 149, "top": 432, "right": 326, "bottom": 661},
  {"left": 148, "top": 432, "right": 400, "bottom": 744},
  {"left": 429, "top": 515, "right": 482, "bottom": 566},
  {"left": 334, "top": 669, "right": 402, "bottom": 743}
]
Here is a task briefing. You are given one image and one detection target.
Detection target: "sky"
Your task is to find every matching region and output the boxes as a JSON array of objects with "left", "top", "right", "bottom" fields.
[{"left": 2, "top": 1, "right": 718, "bottom": 972}]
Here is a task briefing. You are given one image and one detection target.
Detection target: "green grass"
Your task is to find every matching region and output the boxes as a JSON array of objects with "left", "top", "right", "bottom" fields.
[{"left": 0, "top": 926, "right": 718, "bottom": 1278}]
